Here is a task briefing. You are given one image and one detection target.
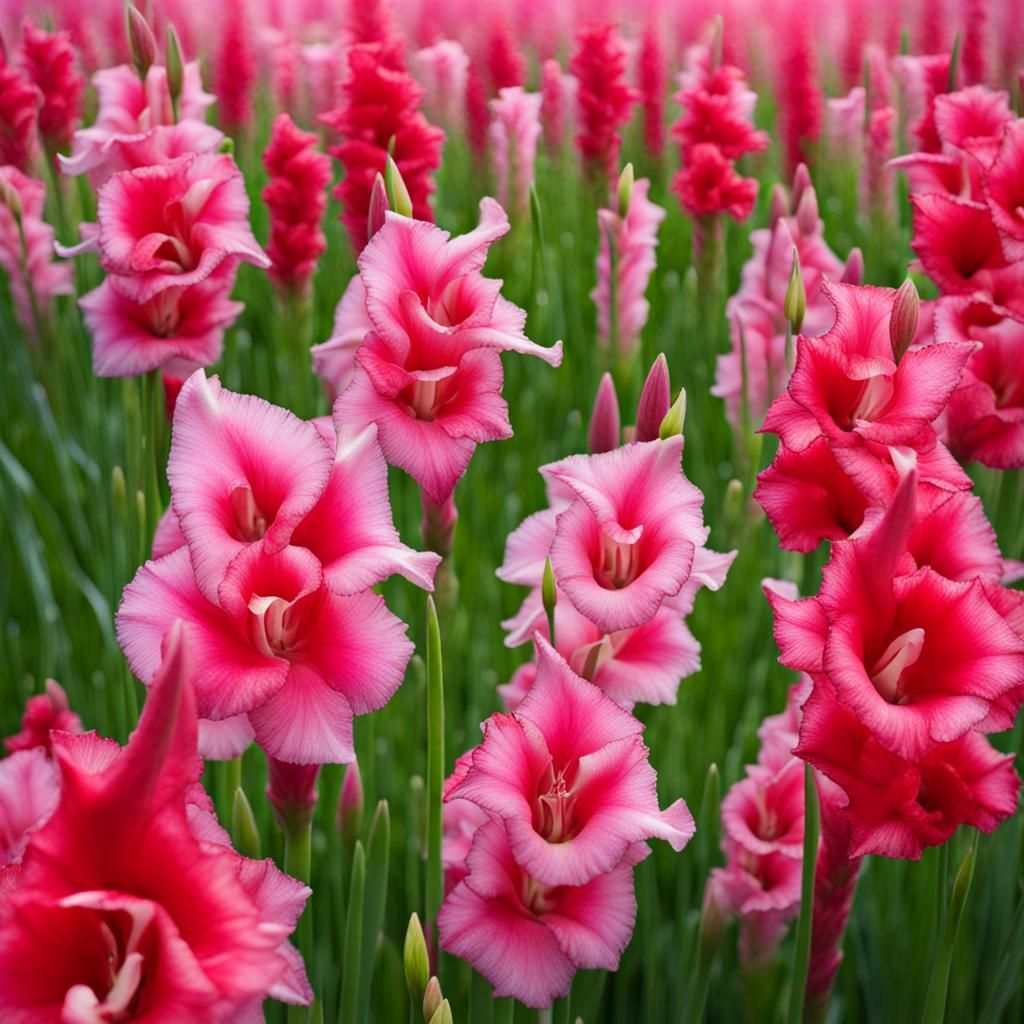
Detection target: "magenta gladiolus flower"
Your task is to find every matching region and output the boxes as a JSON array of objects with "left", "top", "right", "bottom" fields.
[
  {"left": 336, "top": 199, "right": 562, "bottom": 502},
  {"left": 18, "top": 19, "right": 85, "bottom": 154},
  {"left": 0, "top": 749, "right": 59, "bottom": 868},
  {"left": 4, "top": 680, "right": 82, "bottom": 757},
  {"left": 0, "top": 623, "right": 313, "bottom": 1020},
  {"left": 446, "top": 639, "right": 694, "bottom": 888}
]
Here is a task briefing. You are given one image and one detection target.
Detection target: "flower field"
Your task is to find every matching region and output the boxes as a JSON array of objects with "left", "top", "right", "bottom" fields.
[{"left": 1, "top": 1, "right": 1023, "bottom": 1021}]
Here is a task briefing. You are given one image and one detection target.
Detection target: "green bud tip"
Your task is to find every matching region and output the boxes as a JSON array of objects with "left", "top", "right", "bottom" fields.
[
  {"left": 617, "top": 162, "right": 634, "bottom": 218},
  {"left": 384, "top": 154, "right": 413, "bottom": 219},
  {"left": 125, "top": 2, "right": 157, "bottom": 80},
  {"left": 422, "top": 977, "right": 443, "bottom": 1023},
  {"left": 783, "top": 247, "right": 806, "bottom": 333},
  {"left": 403, "top": 912, "right": 430, "bottom": 1003},
  {"left": 889, "top": 277, "right": 920, "bottom": 362},
  {"left": 658, "top": 388, "right": 687, "bottom": 440}
]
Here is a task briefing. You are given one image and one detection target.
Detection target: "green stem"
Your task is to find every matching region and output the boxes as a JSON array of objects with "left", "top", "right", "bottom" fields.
[
  {"left": 787, "top": 763, "right": 820, "bottom": 1024},
  {"left": 141, "top": 369, "right": 164, "bottom": 543},
  {"left": 425, "top": 598, "right": 445, "bottom": 944},
  {"left": 552, "top": 981, "right": 572, "bottom": 1024},
  {"left": 285, "top": 814, "right": 314, "bottom": 1024},
  {"left": 494, "top": 999, "right": 516, "bottom": 1024}
]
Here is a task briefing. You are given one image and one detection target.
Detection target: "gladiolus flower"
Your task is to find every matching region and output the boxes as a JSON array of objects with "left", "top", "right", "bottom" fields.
[
  {"left": 637, "top": 27, "right": 667, "bottom": 159},
  {"left": 539, "top": 58, "right": 567, "bottom": 153},
  {"left": 0, "top": 622, "right": 313, "bottom": 1019},
  {"left": 213, "top": 0, "right": 257, "bottom": 133},
  {"left": 262, "top": 112, "right": 331, "bottom": 296},
  {"left": 335, "top": 198, "right": 562, "bottom": 503},
  {"left": 0, "top": 749, "right": 59, "bottom": 868},
  {"left": 489, "top": 87, "right": 542, "bottom": 214},
  {"left": 0, "top": 47, "right": 40, "bottom": 171},
  {"left": 311, "top": 275, "right": 374, "bottom": 400},
  {"left": 673, "top": 142, "right": 758, "bottom": 221},
  {"left": 485, "top": 21, "right": 526, "bottom": 93},
  {"left": 414, "top": 40, "right": 470, "bottom": 129},
  {"left": 4, "top": 680, "right": 82, "bottom": 757},
  {"left": 18, "top": 19, "right": 84, "bottom": 153}
]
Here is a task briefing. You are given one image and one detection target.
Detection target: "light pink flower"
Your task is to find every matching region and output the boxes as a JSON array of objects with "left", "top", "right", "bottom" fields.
[
  {"left": 336, "top": 199, "right": 562, "bottom": 502},
  {"left": 489, "top": 87, "right": 542, "bottom": 214},
  {"left": 446, "top": 639, "right": 694, "bottom": 888},
  {"left": 0, "top": 749, "right": 59, "bottom": 868},
  {"left": 0, "top": 622, "right": 313, "bottom": 1020},
  {"left": 0, "top": 166, "right": 73, "bottom": 337},
  {"left": 60, "top": 62, "right": 215, "bottom": 186},
  {"left": 591, "top": 177, "right": 666, "bottom": 358},
  {"left": 414, "top": 40, "right": 469, "bottom": 128}
]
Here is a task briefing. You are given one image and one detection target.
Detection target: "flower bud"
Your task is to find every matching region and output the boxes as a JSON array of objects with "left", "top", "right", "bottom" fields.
[
  {"left": 266, "top": 757, "right": 320, "bottom": 832},
  {"left": 112, "top": 465, "right": 127, "bottom": 508},
  {"left": 428, "top": 1000, "right": 452, "bottom": 1024},
  {"left": 0, "top": 176, "right": 23, "bottom": 222},
  {"left": 768, "top": 183, "right": 789, "bottom": 228},
  {"left": 659, "top": 387, "right": 686, "bottom": 440},
  {"left": 126, "top": 3, "right": 157, "bottom": 80},
  {"left": 404, "top": 912, "right": 430, "bottom": 1005},
  {"left": 166, "top": 25, "right": 184, "bottom": 111},
  {"left": 634, "top": 353, "right": 671, "bottom": 442},
  {"left": 791, "top": 162, "right": 813, "bottom": 209},
  {"left": 422, "top": 976, "right": 443, "bottom": 1022},
  {"left": 231, "top": 787, "right": 261, "bottom": 860},
  {"left": 368, "top": 172, "right": 389, "bottom": 240},
  {"left": 385, "top": 154, "right": 413, "bottom": 218},
  {"left": 617, "top": 162, "right": 634, "bottom": 218},
  {"left": 587, "top": 372, "right": 620, "bottom": 453},
  {"left": 890, "top": 278, "right": 920, "bottom": 362},
  {"left": 783, "top": 248, "right": 806, "bottom": 333},
  {"left": 723, "top": 477, "right": 744, "bottom": 537},
  {"left": 337, "top": 759, "right": 364, "bottom": 848},
  {"left": 421, "top": 493, "right": 458, "bottom": 558},
  {"left": 840, "top": 247, "right": 864, "bottom": 285},
  {"left": 541, "top": 556, "right": 557, "bottom": 631},
  {"left": 795, "top": 184, "right": 819, "bottom": 236}
]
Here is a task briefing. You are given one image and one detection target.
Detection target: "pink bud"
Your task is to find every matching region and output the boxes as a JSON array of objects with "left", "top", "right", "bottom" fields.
[
  {"left": 791, "top": 163, "right": 813, "bottom": 209},
  {"left": 588, "top": 372, "right": 620, "bottom": 453},
  {"left": 126, "top": 4, "right": 157, "bottom": 80},
  {"left": 266, "top": 757, "right": 321, "bottom": 831},
  {"left": 422, "top": 976, "right": 443, "bottom": 1022},
  {"left": 634, "top": 353, "right": 671, "bottom": 442},
  {"left": 338, "top": 759, "right": 364, "bottom": 846},
  {"left": 421, "top": 493, "right": 458, "bottom": 558},
  {"left": 368, "top": 172, "right": 389, "bottom": 240},
  {"left": 768, "top": 183, "right": 790, "bottom": 228},
  {"left": 795, "top": 184, "right": 819, "bottom": 236},
  {"left": 889, "top": 278, "right": 920, "bottom": 362},
  {"left": 840, "top": 247, "right": 864, "bottom": 285}
]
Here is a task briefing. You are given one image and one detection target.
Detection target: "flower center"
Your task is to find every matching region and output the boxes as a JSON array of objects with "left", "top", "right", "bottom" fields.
[
  {"left": 848, "top": 375, "right": 895, "bottom": 426},
  {"left": 426, "top": 279, "right": 468, "bottom": 327},
  {"left": 534, "top": 760, "right": 580, "bottom": 843},
  {"left": 230, "top": 485, "right": 268, "bottom": 543},
  {"left": 520, "top": 875, "right": 560, "bottom": 916},
  {"left": 599, "top": 535, "right": 640, "bottom": 589},
  {"left": 407, "top": 379, "right": 442, "bottom": 421},
  {"left": 870, "top": 627, "right": 925, "bottom": 703},
  {"left": 247, "top": 592, "right": 318, "bottom": 656}
]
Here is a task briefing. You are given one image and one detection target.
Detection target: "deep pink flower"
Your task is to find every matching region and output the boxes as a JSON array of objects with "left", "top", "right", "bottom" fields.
[
  {"left": 592, "top": 177, "right": 665, "bottom": 357},
  {"left": 321, "top": 43, "right": 444, "bottom": 254},
  {"left": 18, "top": 19, "right": 84, "bottom": 153},
  {"left": 768, "top": 466, "right": 1024, "bottom": 762},
  {"left": 0, "top": 749, "right": 59, "bottom": 868},
  {"left": 489, "top": 87, "right": 542, "bottom": 214},
  {"left": 446, "top": 638, "right": 694, "bottom": 888},
  {"left": 311, "top": 275, "right": 373, "bottom": 400},
  {"left": 262, "top": 113, "right": 331, "bottom": 295},
  {"left": 569, "top": 23, "right": 637, "bottom": 183},
  {"left": 0, "top": 165, "right": 73, "bottom": 337},
  {"left": 439, "top": 819, "right": 647, "bottom": 1008},
  {"left": 761, "top": 283, "right": 974, "bottom": 456},
  {"left": 721, "top": 759, "right": 805, "bottom": 860},
  {"left": 777, "top": 16, "right": 822, "bottom": 175},
  {"left": 4, "top": 680, "right": 82, "bottom": 757},
  {"left": 60, "top": 62, "right": 215, "bottom": 186},
  {"left": 0, "top": 623, "right": 313, "bottom": 1020},
  {"left": 465, "top": 61, "right": 489, "bottom": 159},
  {"left": 673, "top": 142, "right": 758, "bottom": 221},
  {"left": 214, "top": 0, "right": 257, "bottom": 132},
  {"left": 335, "top": 199, "right": 562, "bottom": 502},
  {"left": 485, "top": 20, "right": 526, "bottom": 93},
  {"left": 0, "top": 47, "right": 40, "bottom": 171},
  {"left": 984, "top": 119, "right": 1024, "bottom": 262},
  {"left": 637, "top": 26, "right": 666, "bottom": 159},
  {"left": 539, "top": 58, "right": 567, "bottom": 153}
]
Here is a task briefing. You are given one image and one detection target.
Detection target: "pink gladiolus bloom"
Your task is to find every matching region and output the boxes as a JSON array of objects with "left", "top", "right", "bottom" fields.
[
  {"left": 539, "top": 58, "right": 567, "bottom": 153},
  {"left": 18, "top": 19, "right": 84, "bottom": 153},
  {"left": 485, "top": 20, "right": 526, "bottom": 93},
  {"left": 414, "top": 40, "right": 470, "bottom": 128},
  {"left": 312, "top": 275, "right": 374, "bottom": 400},
  {"left": 0, "top": 166, "right": 73, "bottom": 337},
  {"left": 0, "top": 47, "right": 40, "bottom": 172},
  {"left": 60, "top": 61, "right": 215, "bottom": 186},
  {"left": 777, "top": 16, "right": 822, "bottom": 175},
  {"left": 262, "top": 113, "right": 331, "bottom": 296},
  {"left": 637, "top": 26, "right": 666, "bottom": 159},
  {"left": 118, "top": 372, "right": 435, "bottom": 764},
  {"left": 214, "top": 0, "right": 257, "bottom": 132},
  {"left": 439, "top": 818, "right": 648, "bottom": 1008},
  {"left": 592, "top": 177, "right": 665, "bottom": 357},
  {"left": 721, "top": 759, "right": 805, "bottom": 859},
  {"left": 768, "top": 465, "right": 1024, "bottom": 763},
  {"left": 0, "top": 749, "right": 59, "bottom": 868},
  {"left": 0, "top": 623, "right": 313, "bottom": 1019},
  {"left": 673, "top": 142, "right": 758, "bottom": 221},
  {"left": 761, "top": 283, "right": 974, "bottom": 456},
  {"left": 489, "top": 87, "right": 542, "bottom": 214},
  {"left": 446, "top": 639, "right": 694, "bottom": 888},
  {"left": 984, "top": 119, "right": 1024, "bottom": 262},
  {"left": 4, "top": 679, "right": 82, "bottom": 756},
  {"left": 335, "top": 199, "right": 562, "bottom": 503}
]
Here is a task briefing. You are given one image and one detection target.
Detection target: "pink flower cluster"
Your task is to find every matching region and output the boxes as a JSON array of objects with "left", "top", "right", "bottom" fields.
[
  {"left": 498, "top": 360, "right": 735, "bottom": 711},
  {"left": 117, "top": 371, "right": 440, "bottom": 765},
  {"left": 757, "top": 284, "right": 1024, "bottom": 860},
  {"left": 671, "top": 41, "right": 768, "bottom": 223},
  {"left": 894, "top": 85, "right": 1024, "bottom": 468},
  {"left": 0, "top": 625, "right": 313, "bottom": 1020},
  {"left": 714, "top": 165, "right": 862, "bottom": 432},
  {"left": 489, "top": 86, "right": 541, "bottom": 215},
  {"left": 438, "top": 639, "right": 694, "bottom": 1008}
]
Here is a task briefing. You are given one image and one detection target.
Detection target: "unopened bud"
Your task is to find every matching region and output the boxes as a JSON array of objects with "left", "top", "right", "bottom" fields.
[
  {"left": 384, "top": 154, "right": 413, "bottom": 218},
  {"left": 658, "top": 388, "right": 686, "bottom": 440},
  {"left": 723, "top": 478, "right": 744, "bottom": 536},
  {"left": 218, "top": 137, "right": 235, "bottom": 156},
  {"left": 791, "top": 163, "right": 813, "bottom": 209},
  {"left": 616, "top": 162, "right": 634, "bottom": 218},
  {"left": 266, "top": 758, "right": 320, "bottom": 832},
  {"left": 635, "top": 353, "right": 671, "bottom": 442},
  {"left": 768, "top": 183, "right": 789, "bottom": 228},
  {"left": 840, "top": 247, "right": 864, "bottom": 285},
  {"left": 0, "top": 177, "right": 22, "bottom": 221},
  {"left": 368, "top": 172, "right": 389, "bottom": 239},
  {"left": 587, "top": 372, "right": 620, "bottom": 453},
  {"left": 422, "top": 976, "right": 443, "bottom": 1022},
  {"left": 404, "top": 912, "right": 430, "bottom": 1005},
  {"left": 112, "top": 465, "right": 127, "bottom": 507},
  {"left": 126, "top": 3, "right": 157, "bottom": 80},
  {"left": 428, "top": 1000, "right": 452, "bottom": 1024},
  {"left": 889, "top": 278, "right": 920, "bottom": 362},
  {"left": 231, "top": 787, "right": 261, "bottom": 860},
  {"left": 783, "top": 248, "right": 806, "bottom": 333},
  {"left": 166, "top": 25, "right": 184, "bottom": 110},
  {"left": 795, "top": 185, "right": 819, "bottom": 236},
  {"left": 337, "top": 759, "right": 364, "bottom": 847}
]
